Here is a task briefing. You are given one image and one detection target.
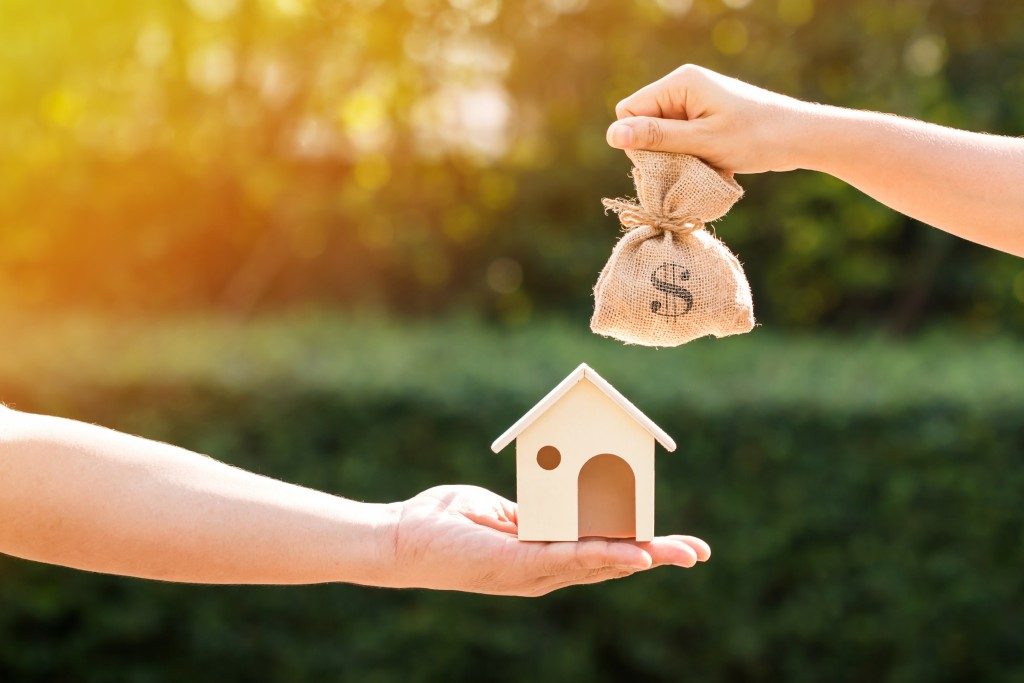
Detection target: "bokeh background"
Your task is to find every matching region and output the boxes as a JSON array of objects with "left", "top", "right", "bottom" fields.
[{"left": 2, "top": 0, "right": 1024, "bottom": 680}]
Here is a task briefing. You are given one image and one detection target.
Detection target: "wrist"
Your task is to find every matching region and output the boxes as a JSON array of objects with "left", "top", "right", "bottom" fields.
[
  {"left": 776, "top": 100, "right": 833, "bottom": 172},
  {"left": 789, "top": 102, "right": 861, "bottom": 174},
  {"left": 359, "top": 500, "right": 404, "bottom": 587},
  {"left": 326, "top": 499, "right": 402, "bottom": 587}
]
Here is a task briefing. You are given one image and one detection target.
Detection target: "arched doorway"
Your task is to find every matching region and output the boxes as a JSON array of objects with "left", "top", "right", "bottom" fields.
[{"left": 577, "top": 454, "right": 636, "bottom": 539}]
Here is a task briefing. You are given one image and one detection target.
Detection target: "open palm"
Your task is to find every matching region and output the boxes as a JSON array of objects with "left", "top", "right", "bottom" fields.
[{"left": 386, "top": 485, "right": 710, "bottom": 597}]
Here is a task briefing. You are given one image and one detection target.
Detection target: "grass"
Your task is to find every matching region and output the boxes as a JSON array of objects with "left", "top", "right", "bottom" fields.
[{"left": 2, "top": 309, "right": 1022, "bottom": 414}]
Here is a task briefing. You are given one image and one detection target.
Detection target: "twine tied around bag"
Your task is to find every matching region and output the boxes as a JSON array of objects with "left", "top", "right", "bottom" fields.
[{"left": 601, "top": 197, "right": 705, "bottom": 235}]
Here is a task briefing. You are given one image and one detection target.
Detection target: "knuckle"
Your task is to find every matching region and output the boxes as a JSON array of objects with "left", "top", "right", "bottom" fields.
[
  {"left": 0, "top": 406, "right": 18, "bottom": 444},
  {"left": 572, "top": 543, "right": 595, "bottom": 570},
  {"left": 673, "top": 63, "right": 701, "bottom": 83},
  {"left": 644, "top": 118, "right": 666, "bottom": 147}
]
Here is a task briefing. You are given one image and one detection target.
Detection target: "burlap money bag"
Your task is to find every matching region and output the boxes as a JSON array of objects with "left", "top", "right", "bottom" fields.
[{"left": 591, "top": 149, "right": 754, "bottom": 347}]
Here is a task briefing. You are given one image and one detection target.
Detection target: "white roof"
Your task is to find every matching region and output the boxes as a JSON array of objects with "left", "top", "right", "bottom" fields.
[{"left": 490, "top": 363, "right": 676, "bottom": 453}]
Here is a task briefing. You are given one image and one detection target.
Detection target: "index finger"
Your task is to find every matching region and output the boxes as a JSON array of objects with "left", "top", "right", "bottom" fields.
[
  {"left": 638, "top": 535, "right": 712, "bottom": 567},
  {"left": 529, "top": 538, "right": 653, "bottom": 576},
  {"left": 614, "top": 66, "right": 692, "bottom": 120}
]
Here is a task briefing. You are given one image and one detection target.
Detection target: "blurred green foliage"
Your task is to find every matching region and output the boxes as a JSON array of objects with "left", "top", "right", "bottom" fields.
[
  {"left": 4, "top": 0, "right": 1024, "bottom": 676},
  {"left": 2, "top": 314, "right": 1024, "bottom": 681},
  {"left": 3, "top": 0, "right": 1024, "bottom": 330}
]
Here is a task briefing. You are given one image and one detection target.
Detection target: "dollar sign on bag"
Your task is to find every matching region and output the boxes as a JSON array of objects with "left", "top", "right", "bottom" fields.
[{"left": 650, "top": 262, "right": 693, "bottom": 317}]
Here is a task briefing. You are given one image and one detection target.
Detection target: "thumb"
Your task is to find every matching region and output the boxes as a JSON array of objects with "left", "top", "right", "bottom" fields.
[{"left": 607, "top": 116, "right": 705, "bottom": 155}]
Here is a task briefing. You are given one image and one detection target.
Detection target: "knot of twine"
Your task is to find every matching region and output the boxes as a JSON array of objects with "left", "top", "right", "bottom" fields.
[{"left": 602, "top": 198, "right": 705, "bottom": 235}]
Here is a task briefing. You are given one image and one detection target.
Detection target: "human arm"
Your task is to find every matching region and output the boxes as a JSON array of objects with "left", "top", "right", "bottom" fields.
[
  {"left": 606, "top": 64, "right": 1024, "bottom": 257},
  {"left": 0, "top": 407, "right": 708, "bottom": 595}
]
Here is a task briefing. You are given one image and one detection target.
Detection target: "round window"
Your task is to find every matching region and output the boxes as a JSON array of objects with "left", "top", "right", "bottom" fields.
[{"left": 536, "top": 445, "right": 561, "bottom": 470}]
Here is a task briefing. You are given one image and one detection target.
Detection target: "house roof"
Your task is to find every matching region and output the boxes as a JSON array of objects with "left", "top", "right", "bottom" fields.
[{"left": 490, "top": 363, "right": 676, "bottom": 453}]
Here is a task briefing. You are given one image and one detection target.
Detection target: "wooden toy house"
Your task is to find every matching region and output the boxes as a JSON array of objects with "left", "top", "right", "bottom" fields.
[{"left": 491, "top": 363, "right": 676, "bottom": 542}]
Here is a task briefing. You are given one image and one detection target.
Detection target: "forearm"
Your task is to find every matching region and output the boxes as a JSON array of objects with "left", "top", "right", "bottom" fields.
[
  {"left": 0, "top": 408, "right": 399, "bottom": 585},
  {"left": 798, "top": 105, "right": 1024, "bottom": 256}
]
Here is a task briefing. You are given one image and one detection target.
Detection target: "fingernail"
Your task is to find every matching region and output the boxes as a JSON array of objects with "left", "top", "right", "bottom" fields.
[{"left": 608, "top": 123, "right": 633, "bottom": 148}]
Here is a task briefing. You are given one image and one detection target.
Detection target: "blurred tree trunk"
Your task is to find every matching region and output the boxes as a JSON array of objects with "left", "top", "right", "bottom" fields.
[
  {"left": 886, "top": 227, "right": 956, "bottom": 335},
  {"left": 217, "top": 222, "right": 288, "bottom": 316}
]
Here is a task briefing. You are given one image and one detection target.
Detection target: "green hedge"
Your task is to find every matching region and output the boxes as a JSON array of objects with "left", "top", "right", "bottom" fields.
[{"left": 2, "top": 315, "right": 1023, "bottom": 682}]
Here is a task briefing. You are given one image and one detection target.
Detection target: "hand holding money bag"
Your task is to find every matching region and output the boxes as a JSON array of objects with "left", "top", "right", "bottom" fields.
[{"left": 591, "top": 149, "right": 755, "bottom": 347}]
